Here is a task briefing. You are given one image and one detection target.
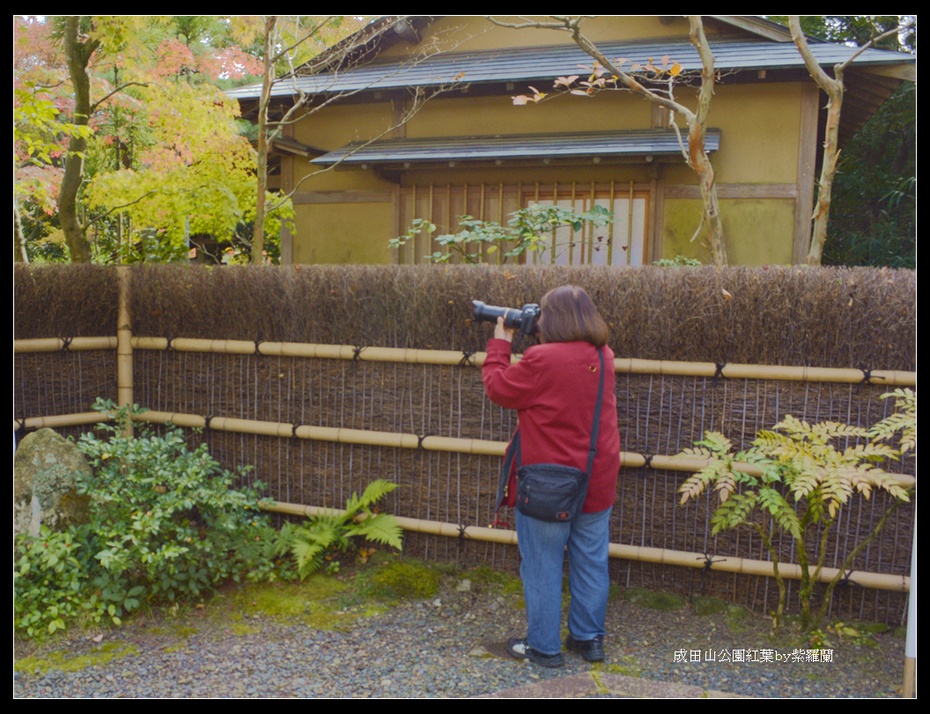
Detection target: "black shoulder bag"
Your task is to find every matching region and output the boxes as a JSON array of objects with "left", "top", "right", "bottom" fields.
[{"left": 495, "top": 348, "right": 606, "bottom": 523}]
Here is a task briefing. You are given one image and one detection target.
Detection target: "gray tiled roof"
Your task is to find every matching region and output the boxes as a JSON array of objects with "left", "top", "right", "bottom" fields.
[
  {"left": 228, "top": 36, "right": 913, "bottom": 101},
  {"left": 311, "top": 129, "right": 721, "bottom": 166}
]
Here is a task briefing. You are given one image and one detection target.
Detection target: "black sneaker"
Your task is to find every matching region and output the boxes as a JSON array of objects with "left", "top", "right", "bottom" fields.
[
  {"left": 565, "top": 634, "right": 606, "bottom": 662},
  {"left": 507, "top": 637, "right": 564, "bottom": 668}
]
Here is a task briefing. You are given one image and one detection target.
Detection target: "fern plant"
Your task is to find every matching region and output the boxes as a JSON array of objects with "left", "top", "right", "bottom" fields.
[
  {"left": 678, "top": 390, "right": 914, "bottom": 632},
  {"left": 280, "top": 480, "right": 403, "bottom": 579}
]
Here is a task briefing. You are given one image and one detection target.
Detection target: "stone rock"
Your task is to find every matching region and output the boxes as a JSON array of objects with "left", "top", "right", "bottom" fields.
[{"left": 14, "top": 428, "right": 92, "bottom": 536}]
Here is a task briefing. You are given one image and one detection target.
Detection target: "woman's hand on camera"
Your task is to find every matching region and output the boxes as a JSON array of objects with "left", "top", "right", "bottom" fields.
[{"left": 494, "top": 316, "right": 515, "bottom": 343}]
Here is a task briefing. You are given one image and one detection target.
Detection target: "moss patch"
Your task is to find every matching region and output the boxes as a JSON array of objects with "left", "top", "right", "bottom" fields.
[
  {"left": 691, "top": 596, "right": 728, "bottom": 616},
  {"left": 362, "top": 559, "right": 442, "bottom": 602},
  {"left": 464, "top": 565, "right": 523, "bottom": 597},
  {"left": 15, "top": 641, "right": 139, "bottom": 675},
  {"left": 214, "top": 576, "right": 367, "bottom": 631},
  {"left": 724, "top": 604, "right": 754, "bottom": 634},
  {"left": 595, "top": 655, "right": 642, "bottom": 678},
  {"left": 622, "top": 588, "right": 687, "bottom": 611}
]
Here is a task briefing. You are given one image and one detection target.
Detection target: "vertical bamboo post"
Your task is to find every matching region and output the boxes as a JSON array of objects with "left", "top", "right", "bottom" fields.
[
  {"left": 496, "top": 182, "right": 504, "bottom": 264},
  {"left": 903, "top": 522, "right": 917, "bottom": 697},
  {"left": 627, "top": 180, "right": 635, "bottom": 266},
  {"left": 116, "top": 266, "right": 133, "bottom": 436},
  {"left": 551, "top": 181, "right": 559, "bottom": 263},
  {"left": 608, "top": 179, "right": 616, "bottom": 265},
  {"left": 569, "top": 180, "right": 577, "bottom": 264}
]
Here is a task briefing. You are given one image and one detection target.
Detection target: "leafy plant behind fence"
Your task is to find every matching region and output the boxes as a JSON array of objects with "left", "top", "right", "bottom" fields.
[{"left": 678, "top": 389, "right": 914, "bottom": 632}]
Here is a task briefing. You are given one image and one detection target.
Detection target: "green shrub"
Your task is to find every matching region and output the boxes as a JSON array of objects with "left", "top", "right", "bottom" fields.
[
  {"left": 14, "top": 399, "right": 269, "bottom": 638},
  {"left": 14, "top": 525, "right": 99, "bottom": 637},
  {"left": 390, "top": 204, "right": 612, "bottom": 264}
]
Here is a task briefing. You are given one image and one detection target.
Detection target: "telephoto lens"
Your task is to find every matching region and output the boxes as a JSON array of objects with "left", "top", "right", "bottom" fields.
[{"left": 472, "top": 300, "right": 540, "bottom": 335}]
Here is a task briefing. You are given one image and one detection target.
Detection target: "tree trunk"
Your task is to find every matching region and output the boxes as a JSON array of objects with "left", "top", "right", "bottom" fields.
[
  {"left": 807, "top": 81, "right": 843, "bottom": 266},
  {"left": 251, "top": 16, "right": 277, "bottom": 264},
  {"left": 14, "top": 199, "right": 28, "bottom": 263},
  {"left": 689, "top": 134, "right": 727, "bottom": 267},
  {"left": 688, "top": 16, "right": 727, "bottom": 267},
  {"left": 60, "top": 17, "right": 98, "bottom": 263}
]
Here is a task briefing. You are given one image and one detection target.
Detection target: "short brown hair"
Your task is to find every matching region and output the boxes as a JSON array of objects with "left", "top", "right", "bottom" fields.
[{"left": 537, "top": 285, "right": 610, "bottom": 347}]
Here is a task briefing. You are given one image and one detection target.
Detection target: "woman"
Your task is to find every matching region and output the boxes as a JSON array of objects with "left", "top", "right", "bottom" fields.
[{"left": 482, "top": 285, "right": 621, "bottom": 668}]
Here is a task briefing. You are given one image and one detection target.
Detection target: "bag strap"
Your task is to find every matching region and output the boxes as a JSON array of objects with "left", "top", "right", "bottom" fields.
[{"left": 494, "top": 347, "right": 606, "bottom": 511}]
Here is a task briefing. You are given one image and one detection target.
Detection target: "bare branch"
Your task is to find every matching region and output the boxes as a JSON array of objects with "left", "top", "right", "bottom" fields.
[
  {"left": 268, "top": 83, "right": 446, "bottom": 210},
  {"left": 788, "top": 17, "right": 840, "bottom": 92},
  {"left": 837, "top": 22, "right": 911, "bottom": 72},
  {"left": 493, "top": 15, "right": 726, "bottom": 264},
  {"left": 90, "top": 81, "right": 148, "bottom": 113},
  {"left": 85, "top": 189, "right": 160, "bottom": 228}
]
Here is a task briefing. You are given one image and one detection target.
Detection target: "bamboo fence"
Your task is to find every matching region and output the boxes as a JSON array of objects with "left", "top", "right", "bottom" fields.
[{"left": 13, "top": 264, "right": 916, "bottom": 623}]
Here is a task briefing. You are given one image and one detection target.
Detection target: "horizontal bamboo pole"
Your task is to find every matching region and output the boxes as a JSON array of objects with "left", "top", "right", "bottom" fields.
[
  {"left": 13, "top": 412, "right": 108, "bottom": 431},
  {"left": 13, "top": 337, "right": 117, "bottom": 353},
  {"left": 261, "top": 500, "right": 910, "bottom": 593},
  {"left": 130, "top": 336, "right": 484, "bottom": 367},
  {"left": 269, "top": 502, "right": 519, "bottom": 547},
  {"left": 14, "top": 334, "right": 916, "bottom": 386},
  {"left": 13, "top": 409, "right": 915, "bottom": 489},
  {"left": 134, "top": 411, "right": 508, "bottom": 456},
  {"left": 613, "top": 357, "right": 915, "bottom": 386}
]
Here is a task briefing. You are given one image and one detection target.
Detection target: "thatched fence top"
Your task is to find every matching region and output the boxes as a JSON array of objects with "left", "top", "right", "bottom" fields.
[{"left": 15, "top": 264, "right": 916, "bottom": 372}]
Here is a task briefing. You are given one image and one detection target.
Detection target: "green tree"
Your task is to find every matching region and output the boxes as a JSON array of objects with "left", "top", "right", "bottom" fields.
[{"left": 825, "top": 84, "right": 914, "bottom": 267}]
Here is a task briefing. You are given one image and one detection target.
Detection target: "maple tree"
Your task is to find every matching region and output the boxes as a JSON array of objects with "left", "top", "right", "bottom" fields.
[
  {"left": 493, "top": 15, "right": 728, "bottom": 266},
  {"left": 13, "top": 16, "right": 286, "bottom": 264}
]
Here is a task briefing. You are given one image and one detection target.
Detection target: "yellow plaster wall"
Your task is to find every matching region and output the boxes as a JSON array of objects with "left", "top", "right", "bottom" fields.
[
  {"left": 292, "top": 202, "right": 395, "bottom": 264},
  {"left": 377, "top": 16, "right": 695, "bottom": 57},
  {"left": 662, "top": 198, "right": 795, "bottom": 265},
  {"left": 406, "top": 91, "right": 653, "bottom": 137},
  {"left": 709, "top": 83, "right": 802, "bottom": 184}
]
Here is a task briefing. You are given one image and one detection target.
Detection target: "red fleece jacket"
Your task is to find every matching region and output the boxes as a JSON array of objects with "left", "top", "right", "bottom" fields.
[{"left": 482, "top": 337, "right": 621, "bottom": 513}]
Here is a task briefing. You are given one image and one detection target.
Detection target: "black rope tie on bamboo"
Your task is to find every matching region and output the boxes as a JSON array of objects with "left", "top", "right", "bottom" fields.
[
  {"left": 638, "top": 453, "right": 655, "bottom": 475},
  {"left": 291, "top": 423, "right": 300, "bottom": 439},
  {"left": 835, "top": 570, "right": 861, "bottom": 591},
  {"left": 416, "top": 433, "right": 431, "bottom": 451},
  {"left": 699, "top": 552, "right": 725, "bottom": 573},
  {"left": 15, "top": 417, "right": 27, "bottom": 432},
  {"left": 352, "top": 345, "right": 365, "bottom": 361},
  {"left": 253, "top": 339, "right": 264, "bottom": 356},
  {"left": 456, "top": 524, "right": 471, "bottom": 540},
  {"left": 59, "top": 336, "right": 73, "bottom": 352},
  {"left": 459, "top": 350, "right": 476, "bottom": 367},
  {"left": 712, "top": 361, "right": 727, "bottom": 384},
  {"left": 165, "top": 335, "right": 176, "bottom": 351},
  {"left": 857, "top": 367, "right": 884, "bottom": 388},
  {"left": 204, "top": 416, "right": 215, "bottom": 430}
]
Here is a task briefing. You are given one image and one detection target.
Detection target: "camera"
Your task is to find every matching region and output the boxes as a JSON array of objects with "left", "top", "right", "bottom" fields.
[{"left": 472, "top": 300, "right": 540, "bottom": 335}]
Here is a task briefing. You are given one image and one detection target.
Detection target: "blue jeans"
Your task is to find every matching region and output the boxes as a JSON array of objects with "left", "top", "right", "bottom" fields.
[{"left": 515, "top": 507, "right": 612, "bottom": 656}]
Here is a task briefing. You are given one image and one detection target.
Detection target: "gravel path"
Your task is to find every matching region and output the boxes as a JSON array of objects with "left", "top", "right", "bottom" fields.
[{"left": 15, "top": 572, "right": 908, "bottom": 698}]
